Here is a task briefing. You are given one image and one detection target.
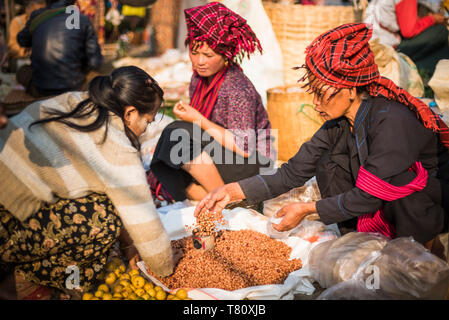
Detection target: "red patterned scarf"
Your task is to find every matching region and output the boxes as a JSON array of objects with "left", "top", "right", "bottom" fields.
[
  {"left": 355, "top": 162, "right": 428, "bottom": 238},
  {"left": 190, "top": 67, "right": 228, "bottom": 119},
  {"left": 300, "top": 23, "right": 448, "bottom": 237},
  {"left": 184, "top": 2, "right": 262, "bottom": 63},
  {"left": 300, "top": 23, "right": 449, "bottom": 149}
]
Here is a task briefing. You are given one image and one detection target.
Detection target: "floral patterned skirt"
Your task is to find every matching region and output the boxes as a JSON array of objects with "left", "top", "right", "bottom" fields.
[{"left": 0, "top": 193, "right": 122, "bottom": 292}]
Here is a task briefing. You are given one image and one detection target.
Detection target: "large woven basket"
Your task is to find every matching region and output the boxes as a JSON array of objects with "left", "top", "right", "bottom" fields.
[
  {"left": 150, "top": 0, "right": 181, "bottom": 55},
  {"left": 264, "top": 3, "right": 356, "bottom": 85},
  {"left": 267, "top": 85, "right": 324, "bottom": 162}
]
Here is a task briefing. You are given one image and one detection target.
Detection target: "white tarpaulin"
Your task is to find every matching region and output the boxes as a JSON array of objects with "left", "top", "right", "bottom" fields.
[{"left": 138, "top": 204, "right": 340, "bottom": 300}]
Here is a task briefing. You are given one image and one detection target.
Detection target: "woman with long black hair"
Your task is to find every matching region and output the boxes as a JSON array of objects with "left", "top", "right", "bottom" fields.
[{"left": 0, "top": 66, "right": 176, "bottom": 299}]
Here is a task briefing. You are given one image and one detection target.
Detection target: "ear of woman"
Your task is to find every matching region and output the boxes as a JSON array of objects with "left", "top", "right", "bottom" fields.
[{"left": 124, "top": 105, "right": 138, "bottom": 126}]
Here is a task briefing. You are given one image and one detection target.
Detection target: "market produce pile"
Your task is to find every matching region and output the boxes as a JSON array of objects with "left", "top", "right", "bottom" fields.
[
  {"left": 148, "top": 229, "right": 303, "bottom": 291},
  {"left": 189, "top": 208, "right": 226, "bottom": 237},
  {"left": 82, "top": 257, "right": 190, "bottom": 300}
]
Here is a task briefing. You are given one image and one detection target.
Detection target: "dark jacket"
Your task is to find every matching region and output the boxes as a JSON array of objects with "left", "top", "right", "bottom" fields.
[
  {"left": 17, "top": 0, "right": 103, "bottom": 93},
  {"left": 238, "top": 97, "right": 448, "bottom": 225}
]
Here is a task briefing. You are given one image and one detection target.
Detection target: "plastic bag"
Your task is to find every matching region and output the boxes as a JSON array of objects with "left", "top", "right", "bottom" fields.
[
  {"left": 428, "top": 59, "right": 449, "bottom": 112},
  {"left": 370, "top": 39, "right": 424, "bottom": 97},
  {"left": 267, "top": 213, "right": 326, "bottom": 242},
  {"left": 308, "top": 232, "right": 389, "bottom": 288},
  {"left": 310, "top": 232, "right": 449, "bottom": 299},
  {"left": 360, "top": 237, "right": 449, "bottom": 299},
  {"left": 317, "top": 278, "right": 392, "bottom": 300},
  {"left": 263, "top": 177, "right": 321, "bottom": 218}
]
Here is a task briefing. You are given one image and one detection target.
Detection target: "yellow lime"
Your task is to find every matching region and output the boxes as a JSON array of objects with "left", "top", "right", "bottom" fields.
[
  {"left": 147, "top": 288, "right": 156, "bottom": 298},
  {"left": 128, "top": 293, "right": 139, "bottom": 300},
  {"left": 176, "top": 289, "right": 188, "bottom": 300},
  {"left": 113, "top": 284, "right": 124, "bottom": 294},
  {"left": 119, "top": 273, "right": 130, "bottom": 281},
  {"left": 167, "top": 294, "right": 175, "bottom": 300},
  {"left": 154, "top": 286, "right": 163, "bottom": 292},
  {"left": 105, "top": 272, "right": 117, "bottom": 286},
  {"left": 131, "top": 275, "right": 146, "bottom": 289},
  {"left": 91, "top": 297, "right": 100, "bottom": 300},
  {"left": 82, "top": 293, "right": 94, "bottom": 300},
  {"left": 119, "top": 280, "right": 131, "bottom": 288},
  {"left": 155, "top": 290, "right": 167, "bottom": 300},
  {"left": 102, "top": 293, "right": 113, "bottom": 300},
  {"left": 113, "top": 292, "right": 123, "bottom": 299},
  {"left": 98, "top": 284, "right": 109, "bottom": 293},
  {"left": 128, "top": 269, "right": 140, "bottom": 277},
  {"left": 142, "top": 293, "right": 150, "bottom": 300},
  {"left": 134, "top": 288, "right": 146, "bottom": 297},
  {"left": 121, "top": 290, "right": 130, "bottom": 299},
  {"left": 94, "top": 290, "right": 104, "bottom": 299},
  {"left": 143, "top": 282, "right": 154, "bottom": 292}
]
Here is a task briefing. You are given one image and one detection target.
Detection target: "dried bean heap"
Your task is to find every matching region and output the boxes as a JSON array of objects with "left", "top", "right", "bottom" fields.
[
  {"left": 189, "top": 209, "right": 226, "bottom": 237},
  {"left": 150, "top": 229, "right": 303, "bottom": 291}
]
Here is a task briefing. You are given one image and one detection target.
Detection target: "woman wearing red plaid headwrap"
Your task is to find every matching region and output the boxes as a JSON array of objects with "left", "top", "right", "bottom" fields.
[
  {"left": 148, "top": 2, "right": 275, "bottom": 203},
  {"left": 195, "top": 23, "right": 449, "bottom": 251}
]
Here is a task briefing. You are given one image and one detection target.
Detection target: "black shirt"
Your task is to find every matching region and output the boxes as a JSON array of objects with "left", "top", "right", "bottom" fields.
[{"left": 238, "top": 97, "right": 441, "bottom": 225}]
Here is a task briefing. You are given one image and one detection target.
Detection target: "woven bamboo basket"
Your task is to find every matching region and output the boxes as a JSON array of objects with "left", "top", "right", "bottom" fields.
[
  {"left": 267, "top": 85, "right": 324, "bottom": 162},
  {"left": 150, "top": 0, "right": 181, "bottom": 55},
  {"left": 264, "top": 3, "right": 356, "bottom": 85}
]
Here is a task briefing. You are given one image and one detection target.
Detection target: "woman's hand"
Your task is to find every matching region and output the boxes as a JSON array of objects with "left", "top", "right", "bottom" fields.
[
  {"left": 173, "top": 101, "right": 204, "bottom": 123},
  {"left": 430, "top": 13, "right": 447, "bottom": 25},
  {"left": 194, "top": 182, "right": 245, "bottom": 218},
  {"left": 271, "top": 202, "right": 317, "bottom": 232},
  {"left": 194, "top": 185, "right": 232, "bottom": 218}
]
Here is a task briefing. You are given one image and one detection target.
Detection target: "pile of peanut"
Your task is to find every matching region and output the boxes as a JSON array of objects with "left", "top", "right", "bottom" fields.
[
  {"left": 150, "top": 229, "right": 302, "bottom": 291},
  {"left": 189, "top": 209, "right": 226, "bottom": 237}
]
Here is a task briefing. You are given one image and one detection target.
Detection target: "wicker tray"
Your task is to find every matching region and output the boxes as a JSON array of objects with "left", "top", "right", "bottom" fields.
[
  {"left": 264, "top": 3, "right": 356, "bottom": 85},
  {"left": 267, "top": 85, "right": 324, "bottom": 162}
]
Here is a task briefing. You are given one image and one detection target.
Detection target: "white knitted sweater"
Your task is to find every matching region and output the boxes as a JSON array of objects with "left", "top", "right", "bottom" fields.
[{"left": 0, "top": 91, "right": 174, "bottom": 276}]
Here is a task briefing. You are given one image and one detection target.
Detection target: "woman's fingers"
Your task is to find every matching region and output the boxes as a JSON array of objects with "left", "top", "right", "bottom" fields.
[
  {"left": 194, "top": 194, "right": 211, "bottom": 217},
  {"left": 274, "top": 205, "right": 287, "bottom": 218}
]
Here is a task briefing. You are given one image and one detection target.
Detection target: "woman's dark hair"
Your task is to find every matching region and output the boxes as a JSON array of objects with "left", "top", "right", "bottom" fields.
[
  {"left": 30, "top": 66, "right": 164, "bottom": 150},
  {"left": 296, "top": 64, "right": 370, "bottom": 103}
]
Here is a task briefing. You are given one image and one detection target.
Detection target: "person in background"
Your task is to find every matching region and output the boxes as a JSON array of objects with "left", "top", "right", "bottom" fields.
[
  {"left": 7, "top": 0, "right": 46, "bottom": 61},
  {"left": 148, "top": 2, "right": 275, "bottom": 204},
  {"left": 0, "top": 66, "right": 177, "bottom": 299},
  {"left": 16, "top": 0, "right": 103, "bottom": 97},
  {"left": 195, "top": 23, "right": 449, "bottom": 253},
  {"left": 364, "top": 0, "right": 449, "bottom": 76}
]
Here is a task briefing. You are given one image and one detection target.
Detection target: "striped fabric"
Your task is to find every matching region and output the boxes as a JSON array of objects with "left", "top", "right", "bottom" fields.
[
  {"left": 355, "top": 162, "right": 428, "bottom": 238},
  {"left": 190, "top": 66, "right": 228, "bottom": 119},
  {"left": 0, "top": 92, "right": 174, "bottom": 277},
  {"left": 29, "top": 7, "right": 66, "bottom": 33},
  {"left": 184, "top": 2, "right": 262, "bottom": 63},
  {"left": 302, "top": 23, "right": 449, "bottom": 150}
]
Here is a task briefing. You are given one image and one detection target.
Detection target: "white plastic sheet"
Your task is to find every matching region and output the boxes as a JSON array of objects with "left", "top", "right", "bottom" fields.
[{"left": 138, "top": 205, "right": 340, "bottom": 300}]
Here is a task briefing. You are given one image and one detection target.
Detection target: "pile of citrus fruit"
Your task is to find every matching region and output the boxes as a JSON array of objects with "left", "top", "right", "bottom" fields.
[{"left": 82, "top": 257, "right": 190, "bottom": 300}]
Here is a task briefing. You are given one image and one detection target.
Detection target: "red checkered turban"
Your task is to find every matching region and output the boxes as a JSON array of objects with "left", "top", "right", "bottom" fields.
[
  {"left": 305, "top": 23, "right": 449, "bottom": 148},
  {"left": 184, "top": 2, "right": 262, "bottom": 63},
  {"left": 302, "top": 23, "right": 449, "bottom": 149}
]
